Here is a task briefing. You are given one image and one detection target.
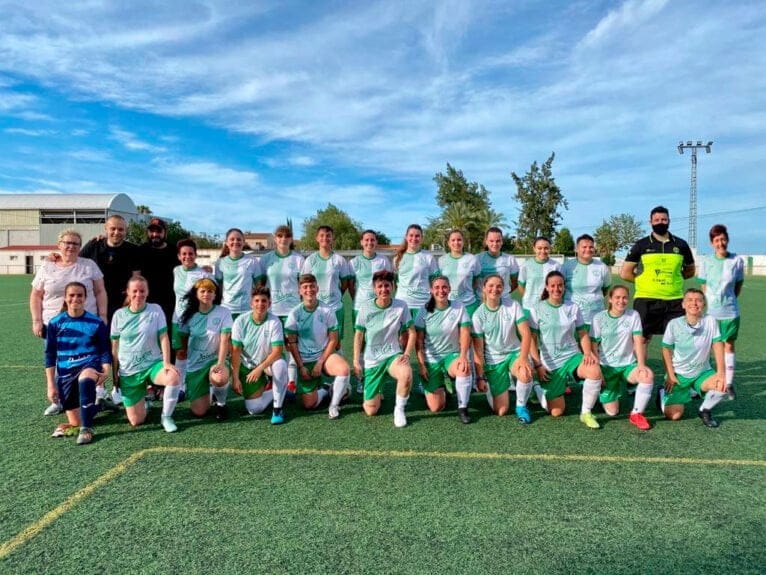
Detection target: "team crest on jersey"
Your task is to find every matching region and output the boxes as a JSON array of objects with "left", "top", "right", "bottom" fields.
[{"left": 673, "top": 247, "right": 680, "bottom": 253}]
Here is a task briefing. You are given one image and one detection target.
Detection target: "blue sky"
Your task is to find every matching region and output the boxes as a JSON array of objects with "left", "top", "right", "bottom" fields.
[{"left": 0, "top": 0, "right": 764, "bottom": 253}]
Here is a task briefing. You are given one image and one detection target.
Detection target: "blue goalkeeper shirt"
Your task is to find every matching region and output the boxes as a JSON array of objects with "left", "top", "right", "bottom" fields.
[{"left": 45, "top": 311, "right": 111, "bottom": 379}]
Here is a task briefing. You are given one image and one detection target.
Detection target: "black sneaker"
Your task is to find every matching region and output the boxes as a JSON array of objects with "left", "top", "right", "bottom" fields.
[
  {"left": 215, "top": 403, "right": 229, "bottom": 422},
  {"left": 698, "top": 409, "right": 719, "bottom": 428},
  {"left": 457, "top": 407, "right": 472, "bottom": 424},
  {"left": 726, "top": 385, "right": 736, "bottom": 400},
  {"left": 96, "top": 397, "right": 120, "bottom": 413}
]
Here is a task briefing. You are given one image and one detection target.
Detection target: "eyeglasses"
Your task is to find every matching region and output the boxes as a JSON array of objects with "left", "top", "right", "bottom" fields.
[{"left": 60, "top": 241, "right": 81, "bottom": 247}]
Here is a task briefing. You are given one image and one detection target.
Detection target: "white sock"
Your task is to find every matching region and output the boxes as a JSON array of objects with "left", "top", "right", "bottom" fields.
[
  {"left": 533, "top": 384, "right": 548, "bottom": 410},
  {"left": 175, "top": 359, "right": 188, "bottom": 388},
  {"left": 659, "top": 388, "right": 667, "bottom": 412},
  {"left": 161, "top": 385, "right": 180, "bottom": 417},
  {"left": 724, "top": 352, "right": 735, "bottom": 387},
  {"left": 313, "top": 387, "right": 328, "bottom": 409},
  {"left": 395, "top": 394, "right": 409, "bottom": 409},
  {"left": 484, "top": 386, "right": 494, "bottom": 410},
  {"left": 631, "top": 383, "right": 653, "bottom": 414},
  {"left": 271, "top": 359, "right": 288, "bottom": 409},
  {"left": 515, "top": 380, "right": 533, "bottom": 407},
  {"left": 245, "top": 390, "right": 273, "bottom": 414},
  {"left": 455, "top": 375, "right": 472, "bottom": 409},
  {"left": 581, "top": 378, "right": 601, "bottom": 414},
  {"left": 287, "top": 355, "right": 298, "bottom": 384},
  {"left": 96, "top": 385, "right": 106, "bottom": 400},
  {"left": 700, "top": 390, "right": 726, "bottom": 412},
  {"left": 330, "top": 375, "right": 350, "bottom": 408},
  {"left": 212, "top": 382, "right": 230, "bottom": 406}
]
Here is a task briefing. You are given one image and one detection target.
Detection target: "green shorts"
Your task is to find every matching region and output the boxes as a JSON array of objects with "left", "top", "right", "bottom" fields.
[
  {"left": 171, "top": 322, "right": 185, "bottom": 350},
  {"left": 484, "top": 350, "right": 520, "bottom": 397},
  {"left": 540, "top": 353, "right": 582, "bottom": 400},
  {"left": 599, "top": 363, "right": 636, "bottom": 404},
  {"left": 423, "top": 353, "right": 460, "bottom": 394},
  {"left": 664, "top": 369, "right": 715, "bottom": 406},
  {"left": 363, "top": 355, "right": 399, "bottom": 401},
  {"left": 119, "top": 361, "right": 165, "bottom": 407},
  {"left": 237, "top": 364, "right": 268, "bottom": 398},
  {"left": 297, "top": 357, "right": 336, "bottom": 394},
  {"left": 334, "top": 309, "right": 345, "bottom": 344},
  {"left": 717, "top": 317, "right": 740, "bottom": 342},
  {"left": 185, "top": 360, "right": 216, "bottom": 402}
]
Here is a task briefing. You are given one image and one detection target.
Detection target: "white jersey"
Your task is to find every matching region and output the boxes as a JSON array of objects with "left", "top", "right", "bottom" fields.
[
  {"left": 562, "top": 258, "right": 611, "bottom": 324},
  {"left": 414, "top": 302, "right": 471, "bottom": 363},
  {"left": 518, "top": 258, "right": 563, "bottom": 311},
  {"left": 214, "top": 254, "right": 265, "bottom": 315},
  {"left": 355, "top": 299, "right": 412, "bottom": 367},
  {"left": 260, "top": 250, "right": 305, "bottom": 317},
  {"left": 284, "top": 302, "right": 338, "bottom": 363},
  {"left": 231, "top": 311, "right": 285, "bottom": 370},
  {"left": 590, "top": 309, "right": 643, "bottom": 368},
  {"left": 527, "top": 300, "right": 584, "bottom": 370},
  {"left": 350, "top": 253, "right": 393, "bottom": 310},
  {"left": 110, "top": 303, "right": 167, "bottom": 375},
  {"left": 662, "top": 314, "right": 722, "bottom": 379},
  {"left": 177, "top": 305, "right": 233, "bottom": 372},
  {"left": 697, "top": 253, "right": 744, "bottom": 319},
  {"left": 172, "top": 265, "right": 213, "bottom": 322},
  {"left": 395, "top": 250, "right": 440, "bottom": 312},
  {"left": 301, "top": 252, "right": 352, "bottom": 312},
  {"left": 438, "top": 253, "right": 481, "bottom": 305},
  {"left": 471, "top": 300, "right": 527, "bottom": 365},
  {"left": 476, "top": 251, "right": 519, "bottom": 302},
  {"left": 31, "top": 259, "right": 104, "bottom": 324}
]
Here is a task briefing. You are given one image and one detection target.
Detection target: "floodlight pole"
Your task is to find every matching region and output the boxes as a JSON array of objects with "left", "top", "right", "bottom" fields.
[{"left": 677, "top": 140, "right": 713, "bottom": 249}]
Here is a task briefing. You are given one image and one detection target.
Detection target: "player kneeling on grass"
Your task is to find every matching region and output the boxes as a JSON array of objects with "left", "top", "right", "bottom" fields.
[
  {"left": 111, "top": 276, "right": 181, "bottom": 433},
  {"left": 589, "top": 285, "right": 654, "bottom": 431},
  {"left": 46, "top": 282, "right": 113, "bottom": 445},
  {"left": 231, "top": 286, "right": 288, "bottom": 424},
  {"left": 285, "top": 274, "right": 350, "bottom": 419},
  {"left": 471, "top": 274, "right": 534, "bottom": 423},
  {"left": 178, "top": 278, "right": 233, "bottom": 422},
  {"left": 353, "top": 270, "right": 415, "bottom": 428},
  {"left": 415, "top": 276, "right": 474, "bottom": 424},
  {"left": 660, "top": 288, "right": 727, "bottom": 428},
  {"left": 527, "top": 271, "right": 604, "bottom": 429}
]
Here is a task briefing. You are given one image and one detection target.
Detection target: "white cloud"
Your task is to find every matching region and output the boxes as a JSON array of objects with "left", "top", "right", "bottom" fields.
[
  {"left": 4, "top": 127, "right": 55, "bottom": 136},
  {"left": 156, "top": 159, "right": 259, "bottom": 188},
  {"left": 579, "top": 0, "right": 670, "bottom": 49},
  {"left": 109, "top": 126, "right": 167, "bottom": 153}
]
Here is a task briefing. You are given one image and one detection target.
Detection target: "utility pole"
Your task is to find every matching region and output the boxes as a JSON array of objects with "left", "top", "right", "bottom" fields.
[{"left": 677, "top": 140, "right": 713, "bottom": 249}]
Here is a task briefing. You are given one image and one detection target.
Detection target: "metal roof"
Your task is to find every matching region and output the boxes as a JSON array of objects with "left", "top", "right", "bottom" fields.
[{"left": 0, "top": 193, "right": 137, "bottom": 212}]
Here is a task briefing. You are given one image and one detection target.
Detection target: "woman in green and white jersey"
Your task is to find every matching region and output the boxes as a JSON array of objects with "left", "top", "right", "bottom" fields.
[
  {"left": 414, "top": 276, "right": 474, "bottom": 424},
  {"left": 214, "top": 228, "right": 265, "bottom": 319},
  {"left": 349, "top": 230, "right": 393, "bottom": 393},
  {"left": 300, "top": 225, "right": 353, "bottom": 345},
  {"left": 231, "top": 286, "right": 288, "bottom": 425},
  {"left": 393, "top": 224, "right": 440, "bottom": 319},
  {"left": 285, "top": 274, "right": 351, "bottom": 419},
  {"left": 471, "top": 274, "right": 534, "bottom": 423},
  {"left": 353, "top": 270, "right": 415, "bottom": 428},
  {"left": 590, "top": 285, "right": 654, "bottom": 431},
  {"left": 260, "top": 225, "right": 304, "bottom": 387},
  {"left": 177, "top": 278, "right": 232, "bottom": 421},
  {"left": 660, "top": 288, "right": 727, "bottom": 427},
  {"left": 562, "top": 234, "right": 610, "bottom": 328},
  {"left": 697, "top": 224, "right": 744, "bottom": 398},
  {"left": 438, "top": 229, "right": 482, "bottom": 317},
  {"left": 527, "top": 271, "right": 604, "bottom": 429},
  {"left": 110, "top": 276, "right": 181, "bottom": 433},
  {"left": 172, "top": 239, "right": 213, "bottom": 389},
  {"left": 475, "top": 227, "right": 519, "bottom": 304},
  {"left": 518, "top": 236, "right": 562, "bottom": 314}
]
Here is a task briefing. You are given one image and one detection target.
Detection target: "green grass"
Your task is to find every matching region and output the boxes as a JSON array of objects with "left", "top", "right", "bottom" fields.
[{"left": 1, "top": 275, "right": 764, "bottom": 574}]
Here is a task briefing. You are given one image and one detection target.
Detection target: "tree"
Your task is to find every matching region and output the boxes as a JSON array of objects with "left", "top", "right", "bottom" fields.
[
  {"left": 136, "top": 204, "right": 153, "bottom": 215},
  {"left": 427, "top": 164, "right": 506, "bottom": 252},
  {"left": 301, "top": 203, "right": 364, "bottom": 250},
  {"left": 552, "top": 227, "right": 575, "bottom": 256},
  {"left": 594, "top": 213, "right": 644, "bottom": 265},
  {"left": 373, "top": 230, "right": 392, "bottom": 245},
  {"left": 511, "top": 152, "right": 568, "bottom": 251}
]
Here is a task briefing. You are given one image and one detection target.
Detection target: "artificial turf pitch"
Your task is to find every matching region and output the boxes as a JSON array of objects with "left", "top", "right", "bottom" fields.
[{"left": 0, "top": 274, "right": 764, "bottom": 574}]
